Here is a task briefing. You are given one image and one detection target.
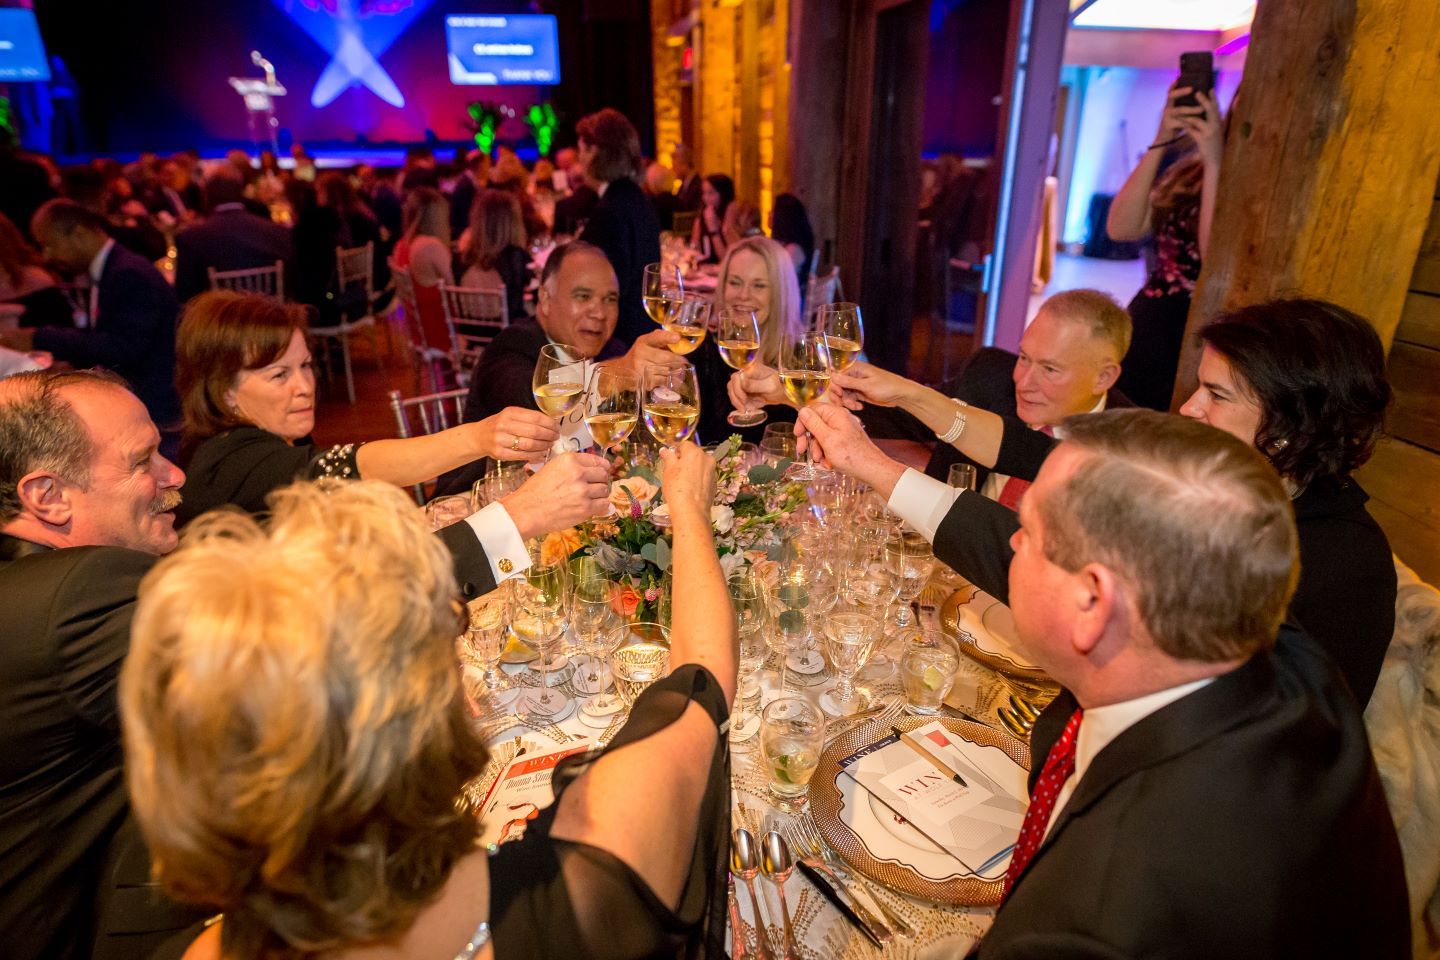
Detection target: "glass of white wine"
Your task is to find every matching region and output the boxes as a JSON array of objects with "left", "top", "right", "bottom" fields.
[
  {"left": 532, "top": 343, "right": 586, "bottom": 458},
  {"left": 815, "top": 302, "right": 864, "bottom": 372},
  {"left": 586, "top": 367, "right": 638, "bottom": 454},
  {"left": 778, "top": 330, "right": 832, "bottom": 480},
  {"left": 662, "top": 296, "right": 710, "bottom": 356},
  {"left": 609, "top": 621, "right": 672, "bottom": 708},
  {"left": 511, "top": 554, "right": 573, "bottom": 722},
  {"left": 642, "top": 262, "right": 684, "bottom": 326},
  {"left": 760, "top": 695, "right": 826, "bottom": 811},
  {"left": 641, "top": 362, "right": 701, "bottom": 449},
  {"left": 717, "top": 306, "right": 767, "bottom": 427}
]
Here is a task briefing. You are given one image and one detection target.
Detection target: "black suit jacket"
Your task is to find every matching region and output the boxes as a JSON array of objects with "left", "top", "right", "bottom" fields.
[
  {"left": 172, "top": 208, "right": 297, "bottom": 304},
  {"left": 450, "top": 173, "right": 478, "bottom": 240},
  {"left": 925, "top": 496, "right": 1410, "bottom": 960},
  {"left": 32, "top": 244, "right": 180, "bottom": 426},
  {"left": 552, "top": 184, "right": 598, "bottom": 237},
  {"left": 581, "top": 178, "right": 661, "bottom": 346}
]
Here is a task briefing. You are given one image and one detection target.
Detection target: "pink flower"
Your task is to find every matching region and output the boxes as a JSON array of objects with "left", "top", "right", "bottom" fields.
[{"left": 609, "top": 476, "right": 659, "bottom": 516}]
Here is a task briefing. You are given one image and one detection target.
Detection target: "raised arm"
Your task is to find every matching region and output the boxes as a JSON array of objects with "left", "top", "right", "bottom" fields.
[
  {"left": 831, "top": 362, "right": 1007, "bottom": 468},
  {"left": 549, "top": 442, "right": 735, "bottom": 909},
  {"left": 354, "top": 406, "right": 557, "bottom": 487},
  {"left": 1106, "top": 82, "right": 1201, "bottom": 243}
]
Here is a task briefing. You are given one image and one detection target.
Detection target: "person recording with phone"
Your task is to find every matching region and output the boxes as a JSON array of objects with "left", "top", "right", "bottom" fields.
[{"left": 1106, "top": 56, "right": 1226, "bottom": 411}]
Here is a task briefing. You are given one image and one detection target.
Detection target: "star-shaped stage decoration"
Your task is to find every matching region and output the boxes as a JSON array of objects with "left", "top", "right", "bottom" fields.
[{"left": 274, "top": 0, "right": 434, "bottom": 108}]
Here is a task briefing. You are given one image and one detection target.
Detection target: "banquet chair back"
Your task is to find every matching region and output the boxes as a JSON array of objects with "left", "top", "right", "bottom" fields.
[
  {"left": 440, "top": 283, "right": 508, "bottom": 385},
  {"left": 391, "top": 263, "right": 453, "bottom": 394},
  {"left": 1363, "top": 556, "right": 1440, "bottom": 956},
  {"left": 307, "top": 243, "right": 381, "bottom": 405},
  {"left": 387, "top": 386, "right": 469, "bottom": 502},
  {"left": 208, "top": 260, "right": 285, "bottom": 300},
  {"left": 805, "top": 265, "right": 842, "bottom": 317}
]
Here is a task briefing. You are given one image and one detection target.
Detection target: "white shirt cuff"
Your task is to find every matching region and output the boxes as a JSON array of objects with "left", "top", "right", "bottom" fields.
[
  {"left": 464, "top": 501, "right": 531, "bottom": 584},
  {"left": 887, "top": 468, "right": 962, "bottom": 543}
]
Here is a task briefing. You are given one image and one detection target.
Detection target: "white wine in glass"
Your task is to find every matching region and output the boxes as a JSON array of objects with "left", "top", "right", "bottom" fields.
[
  {"left": 533, "top": 343, "right": 584, "bottom": 459},
  {"left": 816, "top": 302, "right": 864, "bottom": 372},
  {"left": 586, "top": 368, "right": 639, "bottom": 452},
  {"left": 661, "top": 296, "right": 710, "bottom": 355},
  {"left": 718, "top": 306, "right": 767, "bottom": 427},
  {"left": 534, "top": 380, "right": 585, "bottom": 417},
  {"left": 642, "top": 262, "right": 684, "bottom": 325},
  {"left": 641, "top": 362, "right": 701, "bottom": 448},
  {"left": 778, "top": 331, "right": 832, "bottom": 479}
]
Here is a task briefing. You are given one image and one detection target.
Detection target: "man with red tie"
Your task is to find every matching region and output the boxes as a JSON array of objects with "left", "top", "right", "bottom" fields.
[{"left": 797, "top": 403, "right": 1409, "bottom": 959}]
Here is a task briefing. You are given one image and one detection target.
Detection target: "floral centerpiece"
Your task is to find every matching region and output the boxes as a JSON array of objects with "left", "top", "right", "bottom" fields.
[{"left": 539, "top": 436, "right": 807, "bottom": 623}]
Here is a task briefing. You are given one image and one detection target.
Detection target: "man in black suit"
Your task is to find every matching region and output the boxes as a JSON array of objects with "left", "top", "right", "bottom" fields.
[
  {"left": 798, "top": 402, "right": 1410, "bottom": 958},
  {"left": 172, "top": 171, "right": 296, "bottom": 304},
  {"left": 0, "top": 369, "right": 610, "bottom": 960},
  {"left": 576, "top": 108, "right": 662, "bottom": 346},
  {"left": 433, "top": 241, "right": 684, "bottom": 497},
  {"left": 845, "top": 288, "right": 1132, "bottom": 495},
  {"left": 4, "top": 200, "right": 181, "bottom": 435},
  {"left": 449, "top": 148, "right": 489, "bottom": 240}
]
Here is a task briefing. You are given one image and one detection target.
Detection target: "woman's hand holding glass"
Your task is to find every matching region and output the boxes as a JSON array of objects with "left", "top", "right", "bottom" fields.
[{"left": 473, "top": 406, "right": 560, "bottom": 463}]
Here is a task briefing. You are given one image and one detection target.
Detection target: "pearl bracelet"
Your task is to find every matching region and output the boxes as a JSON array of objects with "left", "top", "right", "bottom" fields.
[{"left": 937, "top": 400, "right": 969, "bottom": 444}]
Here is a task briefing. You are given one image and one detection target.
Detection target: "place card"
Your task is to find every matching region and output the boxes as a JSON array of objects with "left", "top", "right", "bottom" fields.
[{"left": 476, "top": 743, "right": 590, "bottom": 847}]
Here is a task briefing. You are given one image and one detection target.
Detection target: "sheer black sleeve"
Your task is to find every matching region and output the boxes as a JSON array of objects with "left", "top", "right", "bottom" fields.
[{"left": 487, "top": 664, "right": 731, "bottom": 960}]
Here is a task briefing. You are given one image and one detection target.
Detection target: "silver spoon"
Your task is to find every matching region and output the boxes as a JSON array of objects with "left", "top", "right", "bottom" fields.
[
  {"left": 732, "top": 828, "right": 774, "bottom": 960},
  {"left": 760, "top": 831, "right": 803, "bottom": 960}
]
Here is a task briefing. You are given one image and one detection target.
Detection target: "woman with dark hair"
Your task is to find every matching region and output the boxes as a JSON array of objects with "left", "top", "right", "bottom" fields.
[
  {"left": 172, "top": 290, "right": 558, "bottom": 527},
  {"left": 294, "top": 172, "right": 385, "bottom": 325},
  {"left": 689, "top": 174, "right": 734, "bottom": 264},
  {"left": 393, "top": 186, "right": 455, "bottom": 356},
  {"left": 1107, "top": 81, "right": 1225, "bottom": 410},
  {"left": 0, "top": 211, "right": 70, "bottom": 328},
  {"left": 768, "top": 192, "right": 815, "bottom": 288},
  {"left": 1177, "top": 298, "right": 1395, "bottom": 702},
  {"left": 459, "top": 189, "right": 530, "bottom": 320}
]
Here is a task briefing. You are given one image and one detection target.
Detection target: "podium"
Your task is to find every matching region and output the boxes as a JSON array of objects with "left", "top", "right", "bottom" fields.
[{"left": 228, "top": 52, "right": 286, "bottom": 155}]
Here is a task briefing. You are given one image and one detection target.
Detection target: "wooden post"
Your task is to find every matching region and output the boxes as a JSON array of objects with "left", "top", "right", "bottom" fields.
[{"left": 1171, "top": 0, "right": 1440, "bottom": 409}]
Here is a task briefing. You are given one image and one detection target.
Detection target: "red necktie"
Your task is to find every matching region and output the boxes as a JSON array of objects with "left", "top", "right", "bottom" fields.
[
  {"left": 1002, "top": 707, "right": 1083, "bottom": 899},
  {"left": 995, "top": 425, "right": 1053, "bottom": 513}
]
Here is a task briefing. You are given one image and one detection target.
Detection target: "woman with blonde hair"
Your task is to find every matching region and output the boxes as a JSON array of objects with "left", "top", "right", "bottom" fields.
[
  {"left": 459, "top": 189, "right": 530, "bottom": 321},
  {"left": 121, "top": 443, "right": 736, "bottom": 960},
  {"left": 393, "top": 186, "right": 455, "bottom": 355}
]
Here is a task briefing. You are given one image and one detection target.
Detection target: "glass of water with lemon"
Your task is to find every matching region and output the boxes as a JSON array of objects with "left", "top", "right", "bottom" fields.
[
  {"left": 760, "top": 696, "right": 826, "bottom": 811},
  {"left": 900, "top": 633, "right": 960, "bottom": 715}
]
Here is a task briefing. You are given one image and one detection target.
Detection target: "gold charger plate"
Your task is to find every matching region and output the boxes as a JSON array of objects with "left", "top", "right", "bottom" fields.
[
  {"left": 939, "top": 586, "right": 1055, "bottom": 687},
  {"left": 809, "top": 714, "right": 1030, "bottom": 906}
]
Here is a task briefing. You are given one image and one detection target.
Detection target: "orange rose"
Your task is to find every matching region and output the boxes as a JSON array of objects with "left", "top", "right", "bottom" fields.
[
  {"left": 610, "top": 582, "right": 642, "bottom": 618},
  {"left": 609, "top": 476, "right": 659, "bottom": 516},
  {"left": 540, "top": 528, "right": 583, "bottom": 567}
]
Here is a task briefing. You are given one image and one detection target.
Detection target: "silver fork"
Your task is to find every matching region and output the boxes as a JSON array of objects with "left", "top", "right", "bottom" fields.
[
  {"left": 780, "top": 820, "right": 892, "bottom": 946},
  {"left": 795, "top": 818, "right": 917, "bottom": 941}
]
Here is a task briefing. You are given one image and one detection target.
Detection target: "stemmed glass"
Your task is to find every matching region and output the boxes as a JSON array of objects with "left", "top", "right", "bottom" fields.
[
  {"left": 814, "top": 302, "right": 864, "bottom": 372},
  {"left": 641, "top": 362, "right": 701, "bottom": 450},
  {"left": 533, "top": 343, "right": 586, "bottom": 458},
  {"left": 778, "top": 330, "right": 832, "bottom": 480},
  {"left": 463, "top": 595, "right": 517, "bottom": 710},
  {"left": 511, "top": 552, "right": 572, "bottom": 722},
  {"left": 820, "top": 608, "right": 881, "bottom": 716},
  {"left": 776, "top": 554, "right": 835, "bottom": 679},
  {"left": 570, "top": 560, "right": 623, "bottom": 725},
  {"left": 845, "top": 519, "right": 902, "bottom": 679},
  {"left": 717, "top": 306, "right": 767, "bottom": 427},
  {"left": 585, "top": 367, "right": 639, "bottom": 455},
  {"left": 728, "top": 570, "right": 770, "bottom": 741},
  {"left": 885, "top": 529, "right": 936, "bottom": 636},
  {"left": 642, "top": 262, "right": 684, "bottom": 326},
  {"left": 662, "top": 296, "right": 710, "bottom": 356},
  {"left": 610, "top": 621, "right": 672, "bottom": 707}
]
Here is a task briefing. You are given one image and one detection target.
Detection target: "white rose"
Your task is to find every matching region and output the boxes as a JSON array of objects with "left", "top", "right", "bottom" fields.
[
  {"left": 710, "top": 504, "right": 735, "bottom": 534},
  {"left": 718, "top": 550, "right": 745, "bottom": 580}
]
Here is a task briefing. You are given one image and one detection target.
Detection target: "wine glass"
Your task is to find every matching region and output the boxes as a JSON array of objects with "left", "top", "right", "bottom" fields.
[
  {"left": 511, "top": 553, "right": 572, "bottom": 722},
  {"left": 610, "top": 621, "right": 672, "bottom": 708},
  {"left": 885, "top": 529, "right": 936, "bottom": 635},
  {"left": 662, "top": 295, "right": 710, "bottom": 356},
  {"left": 570, "top": 562, "right": 623, "bottom": 725},
  {"left": 463, "top": 595, "right": 517, "bottom": 710},
  {"left": 776, "top": 555, "right": 833, "bottom": 680},
  {"left": 845, "top": 519, "right": 902, "bottom": 679},
  {"left": 641, "top": 362, "right": 701, "bottom": 450},
  {"left": 778, "top": 330, "right": 832, "bottom": 480},
  {"left": 425, "top": 494, "right": 471, "bottom": 531},
  {"left": 820, "top": 608, "right": 881, "bottom": 716},
  {"left": 814, "top": 302, "right": 864, "bottom": 372},
  {"left": 533, "top": 343, "right": 586, "bottom": 458},
  {"left": 642, "top": 262, "right": 684, "bottom": 326},
  {"left": 760, "top": 695, "right": 825, "bottom": 812},
  {"left": 728, "top": 570, "right": 770, "bottom": 741},
  {"left": 586, "top": 367, "right": 638, "bottom": 454},
  {"left": 717, "top": 306, "right": 767, "bottom": 427}
]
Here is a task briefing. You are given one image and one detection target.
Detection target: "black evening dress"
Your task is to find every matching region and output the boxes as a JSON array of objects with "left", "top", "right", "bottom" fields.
[
  {"left": 175, "top": 427, "right": 361, "bottom": 528},
  {"left": 1115, "top": 196, "right": 1202, "bottom": 411}
]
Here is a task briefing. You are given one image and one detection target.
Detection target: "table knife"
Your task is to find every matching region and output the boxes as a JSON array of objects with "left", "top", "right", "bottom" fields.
[{"left": 793, "top": 859, "right": 891, "bottom": 947}]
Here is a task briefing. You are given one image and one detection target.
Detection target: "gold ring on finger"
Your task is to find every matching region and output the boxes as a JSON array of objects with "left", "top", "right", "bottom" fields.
[{"left": 511, "top": 436, "right": 522, "bottom": 451}]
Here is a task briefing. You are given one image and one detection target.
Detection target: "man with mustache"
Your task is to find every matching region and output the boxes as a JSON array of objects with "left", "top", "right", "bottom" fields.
[{"left": 0, "top": 369, "right": 610, "bottom": 959}]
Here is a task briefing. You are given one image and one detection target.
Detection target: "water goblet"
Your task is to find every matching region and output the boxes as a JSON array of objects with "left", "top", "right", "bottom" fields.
[
  {"left": 819, "top": 609, "right": 881, "bottom": 717},
  {"left": 729, "top": 570, "right": 770, "bottom": 740},
  {"left": 463, "top": 595, "right": 517, "bottom": 710},
  {"left": 885, "top": 529, "right": 936, "bottom": 635},
  {"left": 511, "top": 561, "right": 573, "bottom": 722}
]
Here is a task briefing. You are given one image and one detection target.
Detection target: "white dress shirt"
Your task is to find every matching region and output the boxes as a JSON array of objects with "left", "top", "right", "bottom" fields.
[
  {"left": 464, "top": 501, "right": 531, "bottom": 585},
  {"left": 85, "top": 238, "right": 116, "bottom": 328}
]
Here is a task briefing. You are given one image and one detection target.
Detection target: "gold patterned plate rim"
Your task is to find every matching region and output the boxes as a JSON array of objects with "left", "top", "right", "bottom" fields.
[
  {"left": 939, "top": 587, "right": 1054, "bottom": 685},
  {"left": 810, "top": 714, "right": 1030, "bottom": 906}
]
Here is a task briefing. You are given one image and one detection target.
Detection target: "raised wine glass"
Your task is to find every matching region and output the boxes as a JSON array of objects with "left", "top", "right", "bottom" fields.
[
  {"left": 532, "top": 343, "right": 586, "bottom": 458},
  {"left": 814, "top": 302, "right": 864, "bottom": 372},
  {"left": 586, "top": 367, "right": 638, "bottom": 455},
  {"left": 717, "top": 306, "right": 767, "bottom": 427},
  {"left": 641, "top": 362, "right": 701, "bottom": 450},
  {"left": 778, "top": 330, "right": 832, "bottom": 480},
  {"left": 642, "top": 262, "right": 684, "bottom": 327},
  {"left": 662, "top": 295, "right": 710, "bottom": 356}
]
